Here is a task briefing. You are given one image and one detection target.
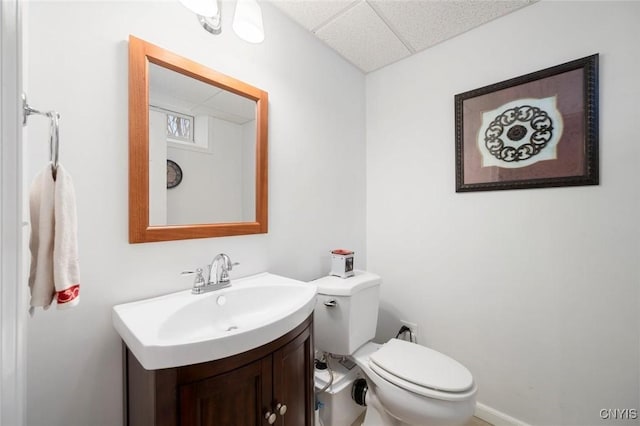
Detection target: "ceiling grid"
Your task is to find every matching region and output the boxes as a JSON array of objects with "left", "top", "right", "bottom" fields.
[{"left": 270, "top": 0, "right": 536, "bottom": 73}]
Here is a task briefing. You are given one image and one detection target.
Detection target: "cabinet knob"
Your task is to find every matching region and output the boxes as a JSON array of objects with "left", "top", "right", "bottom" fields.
[
  {"left": 276, "top": 403, "right": 287, "bottom": 416},
  {"left": 264, "top": 411, "right": 277, "bottom": 424}
]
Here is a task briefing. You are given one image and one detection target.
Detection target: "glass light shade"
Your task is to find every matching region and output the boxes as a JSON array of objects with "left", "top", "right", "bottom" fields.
[
  {"left": 178, "top": 0, "right": 218, "bottom": 17},
  {"left": 232, "top": 0, "right": 264, "bottom": 43}
]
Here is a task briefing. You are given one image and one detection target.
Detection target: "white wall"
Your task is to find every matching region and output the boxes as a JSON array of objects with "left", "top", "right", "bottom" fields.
[
  {"left": 148, "top": 109, "right": 167, "bottom": 224},
  {"left": 166, "top": 117, "right": 246, "bottom": 224},
  {"left": 23, "top": 1, "right": 365, "bottom": 425},
  {"left": 242, "top": 119, "right": 257, "bottom": 221},
  {"left": 366, "top": 1, "right": 640, "bottom": 425}
]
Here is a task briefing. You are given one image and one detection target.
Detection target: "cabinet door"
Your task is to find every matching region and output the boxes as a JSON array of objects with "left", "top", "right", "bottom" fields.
[
  {"left": 179, "top": 357, "right": 272, "bottom": 426},
  {"left": 272, "top": 326, "right": 314, "bottom": 426}
]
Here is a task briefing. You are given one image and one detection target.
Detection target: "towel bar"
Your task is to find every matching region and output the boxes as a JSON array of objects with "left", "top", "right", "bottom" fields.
[{"left": 21, "top": 93, "right": 60, "bottom": 177}]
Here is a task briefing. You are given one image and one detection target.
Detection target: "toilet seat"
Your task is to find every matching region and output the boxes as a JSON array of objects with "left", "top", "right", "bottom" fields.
[{"left": 368, "top": 338, "right": 476, "bottom": 402}]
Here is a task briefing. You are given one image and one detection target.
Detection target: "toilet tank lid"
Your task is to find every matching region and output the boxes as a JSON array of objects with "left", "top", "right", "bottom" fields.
[{"left": 311, "top": 270, "right": 381, "bottom": 296}]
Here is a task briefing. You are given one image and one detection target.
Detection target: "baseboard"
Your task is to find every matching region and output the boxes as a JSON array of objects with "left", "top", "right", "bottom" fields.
[{"left": 475, "top": 402, "right": 530, "bottom": 426}]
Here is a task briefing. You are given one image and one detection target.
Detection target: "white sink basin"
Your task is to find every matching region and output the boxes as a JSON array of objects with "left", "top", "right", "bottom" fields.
[{"left": 112, "top": 272, "right": 317, "bottom": 370}]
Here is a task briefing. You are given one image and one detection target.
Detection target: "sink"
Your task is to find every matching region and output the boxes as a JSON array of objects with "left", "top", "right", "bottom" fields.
[{"left": 112, "top": 272, "right": 317, "bottom": 370}]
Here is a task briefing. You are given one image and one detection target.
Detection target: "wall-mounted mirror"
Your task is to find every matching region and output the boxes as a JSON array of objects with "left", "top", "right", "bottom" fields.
[{"left": 129, "top": 36, "right": 268, "bottom": 243}]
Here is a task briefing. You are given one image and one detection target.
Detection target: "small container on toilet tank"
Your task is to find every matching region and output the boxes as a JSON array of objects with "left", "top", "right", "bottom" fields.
[{"left": 330, "top": 249, "right": 354, "bottom": 278}]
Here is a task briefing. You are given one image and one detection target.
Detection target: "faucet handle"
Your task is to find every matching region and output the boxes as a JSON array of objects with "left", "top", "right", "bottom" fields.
[
  {"left": 181, "top": 268, "right": 206, "bottom": 289},
  {"left": 218, "top": 262, "right": 240, "bottom": 284}
]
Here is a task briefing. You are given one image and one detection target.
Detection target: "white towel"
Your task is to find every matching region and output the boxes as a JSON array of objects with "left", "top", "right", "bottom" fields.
[{"left": 28, "top": 163, "right": 80, "bottom": 314}]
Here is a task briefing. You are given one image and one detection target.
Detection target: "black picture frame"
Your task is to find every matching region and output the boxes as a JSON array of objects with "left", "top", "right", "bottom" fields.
[{"left": 454, "top": 54, "right": 599, "bottom": 192}]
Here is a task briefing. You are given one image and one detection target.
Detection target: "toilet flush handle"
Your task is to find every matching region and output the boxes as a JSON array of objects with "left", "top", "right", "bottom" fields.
[{"left": 324, "top": 299, "right": 337, "bottom": 307}]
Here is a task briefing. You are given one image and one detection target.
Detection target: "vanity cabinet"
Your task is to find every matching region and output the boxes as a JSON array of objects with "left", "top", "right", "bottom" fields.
[{"left": 123, "top": 315, "right": 314, "bottom": 426}]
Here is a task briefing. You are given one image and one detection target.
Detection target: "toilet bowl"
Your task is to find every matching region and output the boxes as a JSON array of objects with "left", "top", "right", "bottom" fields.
[
  {"left": 352, "top": 340, "right": 477, "bottom": 426},
  {"left": 312, "top": 271, "right": 477, "bottom": 426}
]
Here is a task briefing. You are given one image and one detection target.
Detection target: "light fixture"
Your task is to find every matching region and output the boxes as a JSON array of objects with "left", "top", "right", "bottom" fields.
[
  {"left": 198, "top": 13, "right": 222, "bottom": 35},
  {"left": 178, "top": 0, "right": 221, "bottom": 35},
  {"left": 232, "top": 0, "right": 264, "bottom": 44},
  {"left": 178, "top": 0, "right": 264, "bottom": 43}
]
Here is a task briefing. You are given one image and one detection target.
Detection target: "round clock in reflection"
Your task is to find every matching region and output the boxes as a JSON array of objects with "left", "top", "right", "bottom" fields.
[{"left": 167, "top": 159, "right": 183, "bottom": 189}]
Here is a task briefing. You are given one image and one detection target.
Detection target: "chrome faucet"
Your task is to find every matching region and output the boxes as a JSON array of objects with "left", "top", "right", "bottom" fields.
[
  {"left": 208, "top": 253, "right": 235, "bottom": 286},
  {"left": 183, "top": 253, "right": 239, "bottom": 295}
]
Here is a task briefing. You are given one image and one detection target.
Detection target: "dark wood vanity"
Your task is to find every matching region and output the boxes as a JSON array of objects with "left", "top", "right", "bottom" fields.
[{"left": 123, "top": 315, "right": 314, "bottom": 426}]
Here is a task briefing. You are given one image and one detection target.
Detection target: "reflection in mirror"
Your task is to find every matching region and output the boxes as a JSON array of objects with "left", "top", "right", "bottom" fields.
[
  {"left": 148, "top": 63, "right": 257, "bottom": 225},
  {"left": 129, "top": 35, "right": 268, "bottom": 243}
]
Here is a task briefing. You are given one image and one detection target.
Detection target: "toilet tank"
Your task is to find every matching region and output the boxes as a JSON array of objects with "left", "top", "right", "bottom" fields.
[{"left": 312, "top": 271, "right": 381, "bottom": 356}]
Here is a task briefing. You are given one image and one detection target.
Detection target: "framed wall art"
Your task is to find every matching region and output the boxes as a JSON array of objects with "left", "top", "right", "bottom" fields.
[{"left": 454, "top": 54, "right": 599, "bottom": 192}]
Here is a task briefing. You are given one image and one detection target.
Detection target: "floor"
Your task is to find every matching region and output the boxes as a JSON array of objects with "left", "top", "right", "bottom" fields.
[
  {"left": 467, "top": 417, "right": 493, "bottom": 426},
  {"left": 350, "top": 414, "right": 492, "bottom": 426}
]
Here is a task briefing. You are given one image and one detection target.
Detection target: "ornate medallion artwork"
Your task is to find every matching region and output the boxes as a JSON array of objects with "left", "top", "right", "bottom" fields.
[
  {"left": 478, "top": 97, "right": 563, "bottom": 168},
  {"left": 455, "top": 55, "right": 599, "bottom": 192}
]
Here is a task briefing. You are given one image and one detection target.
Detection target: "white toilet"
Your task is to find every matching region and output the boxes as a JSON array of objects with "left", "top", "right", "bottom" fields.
[{"left": 313, "top": 271, "right": 477, "bottom": 426}]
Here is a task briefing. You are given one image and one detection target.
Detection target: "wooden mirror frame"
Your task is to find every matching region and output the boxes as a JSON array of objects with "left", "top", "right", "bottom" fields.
[{"left": 129, "top": 36, "right": 268, "bottom": 243}]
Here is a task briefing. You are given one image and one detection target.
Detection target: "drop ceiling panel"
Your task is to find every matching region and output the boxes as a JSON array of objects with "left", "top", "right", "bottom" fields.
[
  {"left": 149, "top": 63, "right": 255, "bottom": 124},
  {"left": 270, "top": 0, "right": 358, "bottom": 31},
  {"left": 149, "top": 63, "right": 219, "bottom": 106},
  {"left": 315, "top": 1, "right": 411, "bottom": 72},
  {"left": 202, "top": 90, "right": 256, "bottom": 124},
  {"left": 269, "top": 0, "right": 536, "bottom": 73},
  {"left": 369, "top": 0, "right": 533, "bottom": 52}
]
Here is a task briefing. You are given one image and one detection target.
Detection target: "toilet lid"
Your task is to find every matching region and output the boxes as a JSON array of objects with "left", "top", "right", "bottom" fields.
[{"left": 369, "top": 338, "right": 473, "bottom": 393}]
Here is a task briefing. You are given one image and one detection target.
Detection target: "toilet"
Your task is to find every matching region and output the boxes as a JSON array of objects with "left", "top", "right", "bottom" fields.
[{"left": 313, "top": 271, "right": 477, "bottom": 426}]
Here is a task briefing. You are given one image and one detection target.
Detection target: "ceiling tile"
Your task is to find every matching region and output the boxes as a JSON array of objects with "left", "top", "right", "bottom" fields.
[
  {"left": 202, "top": 91, "right": 256, "bottom": 124},
  {"left": 149, "top": 63, "right": 217, "bottom": 106},
  {"left": 315, "top": 1, "right": 411, "bottom": 72},
  {"left": 267, "top": 0, "right": 536, "bottom": 73},
  {"left": 369, "top": 0, "right": 533, "bottom": 53},
  {"left": 270, "top": 0, "right": 358, "bottom": 31}
]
